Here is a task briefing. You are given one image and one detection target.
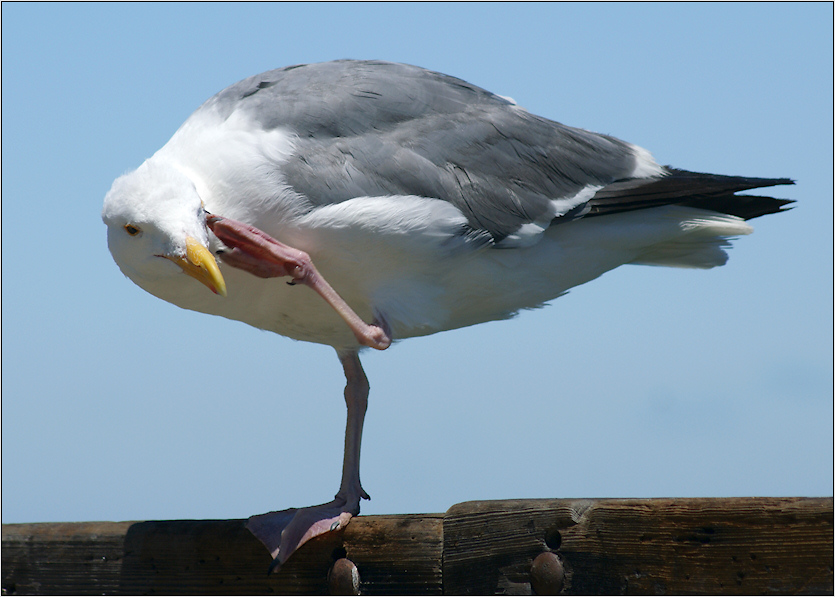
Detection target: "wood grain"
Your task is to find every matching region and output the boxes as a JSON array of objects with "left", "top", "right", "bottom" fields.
[
  {"left": 3, "top": 498, "right": 831, "bottom": 595},
  {"left": 443, "top": 497, "right": 833, "bottom": 595},
  {"left": 3, "top": 515, "right": 443, "bottom": 595}
]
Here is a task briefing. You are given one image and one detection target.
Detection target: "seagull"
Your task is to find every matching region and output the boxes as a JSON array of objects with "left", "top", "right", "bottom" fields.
[{"left": 101, "top": 59, "right": 793, "bottom": 570}]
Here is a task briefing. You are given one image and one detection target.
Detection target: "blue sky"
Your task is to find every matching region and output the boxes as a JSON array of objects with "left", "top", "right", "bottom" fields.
[{"left": 2, "top": 3, "right": 832, "bottom": 525}]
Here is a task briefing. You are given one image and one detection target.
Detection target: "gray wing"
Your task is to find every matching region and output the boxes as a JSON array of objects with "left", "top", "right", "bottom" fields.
[
  {"left": 201, "top": 60, "right": 793, "bottom": 243},
  {"left": 201, "top": 60, "right": 638, "bottom": 243}
]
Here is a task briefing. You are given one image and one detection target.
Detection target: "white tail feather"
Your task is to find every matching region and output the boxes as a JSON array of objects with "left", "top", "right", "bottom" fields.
[{"left": 630, "top": 208, "right": 753, "bottom": 269}]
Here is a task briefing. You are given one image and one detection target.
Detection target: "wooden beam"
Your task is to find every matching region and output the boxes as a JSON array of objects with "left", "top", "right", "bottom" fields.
[
  {"left": 2, "top": 515, "right": 443, "bottom": 595},
  {"left": 444, "top": 497, "right": 833, "bottom": 595},
  {"left": 2, "top": 498, "right": 831, "bottom": 595}
]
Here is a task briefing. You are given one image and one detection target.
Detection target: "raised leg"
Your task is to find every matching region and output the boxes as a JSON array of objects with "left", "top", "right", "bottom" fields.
[
  {"left": 206, "top": 213, "right": 390, "bottom": 350},
  {"left": 246, "top": 351, "right": 371, "bottom": 572}
]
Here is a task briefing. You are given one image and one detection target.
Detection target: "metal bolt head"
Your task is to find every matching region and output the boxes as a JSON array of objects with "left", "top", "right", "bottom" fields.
[
  {"left": 530, "top": 551, "right": 564, "bottom": 595},
  {"left": 328, "top": 557, "right": 360, "bottom": 595}
]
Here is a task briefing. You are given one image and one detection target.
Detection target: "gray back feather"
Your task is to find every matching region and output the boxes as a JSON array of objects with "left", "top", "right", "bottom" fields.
[
  {"left": 199, "top": 60, "right": 638, "bottom": 242},
  {"left": 197, "top": 60, "right": 793, "bottom": 241}
]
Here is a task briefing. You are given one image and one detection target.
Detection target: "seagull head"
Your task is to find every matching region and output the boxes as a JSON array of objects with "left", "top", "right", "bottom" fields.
[{"left": 102, "top": 160, "right": 227, "bottom": 299}]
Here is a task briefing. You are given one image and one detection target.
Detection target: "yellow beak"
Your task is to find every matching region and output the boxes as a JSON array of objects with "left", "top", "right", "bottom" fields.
[{"left": 166, "top": 236, "right": 227, "bottom": 297}]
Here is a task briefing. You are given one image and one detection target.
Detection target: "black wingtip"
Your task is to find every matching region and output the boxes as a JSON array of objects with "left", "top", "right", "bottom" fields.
[
  {"left": 587, "top": 169, "right": 798, "bottom": 221},
  {"left": 662, "top": 167, "right": 796, "bottom": 189}
]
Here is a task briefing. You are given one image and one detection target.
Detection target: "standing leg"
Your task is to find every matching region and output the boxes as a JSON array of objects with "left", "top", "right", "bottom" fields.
[
  {"left": 336, "top": 351, "right": 372, "bottom": 507},
  {"left": 246, "top": 350, "right": 371, "bottom": 572}
]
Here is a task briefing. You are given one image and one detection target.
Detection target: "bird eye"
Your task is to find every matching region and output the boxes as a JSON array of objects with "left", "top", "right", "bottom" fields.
[{"left": 124, "top": 224, "right": 141, "bottom": 236}]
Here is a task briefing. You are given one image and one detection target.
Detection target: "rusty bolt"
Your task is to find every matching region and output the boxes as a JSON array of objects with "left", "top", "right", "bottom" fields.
[
  {"left": 530, "top": 551, "right": 564, "bottom": 595},
  {"left": 328, "top": 557, "right": 360, "bottom": 595}
]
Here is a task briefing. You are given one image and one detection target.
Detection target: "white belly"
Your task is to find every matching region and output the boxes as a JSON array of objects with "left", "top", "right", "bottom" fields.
[{"left": 161, "top": 196, "right": 751, "bottom": 351}]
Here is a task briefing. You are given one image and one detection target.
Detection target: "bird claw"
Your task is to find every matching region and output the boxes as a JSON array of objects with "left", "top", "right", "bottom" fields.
[
  {"left": 246, "top": 495, "right": 363, "bottom": 572},
  {"left": 206, "top": 213, "right": 392, "bottom": 350}
]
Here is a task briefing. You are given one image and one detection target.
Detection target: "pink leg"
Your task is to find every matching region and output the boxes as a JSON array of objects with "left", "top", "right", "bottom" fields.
[
  {"left": 246, "top": 352, "right": 371, "bottom": 572},
  {"left": 206, "top": 213, "right": 391, "bottom": 351}
]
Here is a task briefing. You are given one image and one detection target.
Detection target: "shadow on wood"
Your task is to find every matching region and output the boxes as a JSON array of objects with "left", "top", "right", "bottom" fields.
[
  {"left": 2, "top": 498, "right": 832, "bottom": 595},
  {"left": 2, "top": 515, "right": 443, "bottom": 595}
]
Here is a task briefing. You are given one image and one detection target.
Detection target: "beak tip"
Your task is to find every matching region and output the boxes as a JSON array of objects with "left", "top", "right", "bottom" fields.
[{"left": 172, "top": 236, "right": 229, "bottom": 297}]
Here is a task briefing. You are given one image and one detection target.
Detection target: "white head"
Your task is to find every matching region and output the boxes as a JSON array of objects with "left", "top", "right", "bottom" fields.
[{"left": 102, "top": 160, "right": 227, "bottom": 302}]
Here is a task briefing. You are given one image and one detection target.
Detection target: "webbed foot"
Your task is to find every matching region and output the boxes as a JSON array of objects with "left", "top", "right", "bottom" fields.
[{"left": 247, "top": 489, "right": 369, "bottom": 572}]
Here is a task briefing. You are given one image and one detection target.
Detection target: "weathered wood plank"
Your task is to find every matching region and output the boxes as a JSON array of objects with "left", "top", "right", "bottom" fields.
[
  {"left": 2, "top": 514, "right": 444, "bottom": 595},
  {"left": 3, "top": 498, "right": 831, "bottom": 595},
  {"left": 443, "top": 497, "right": 833, "bottom": 595},
  {"left": 1, "top": 522, "right": 131, "bottom": 596}
]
